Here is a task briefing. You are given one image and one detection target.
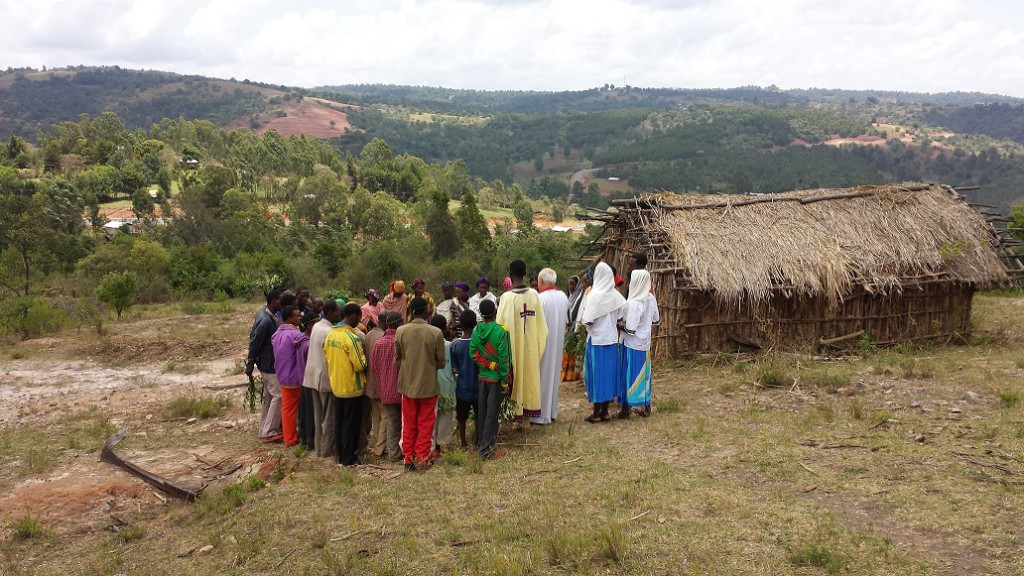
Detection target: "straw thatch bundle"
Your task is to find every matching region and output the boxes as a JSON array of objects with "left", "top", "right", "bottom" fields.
[
  {"left": 597, "top": 183, "right": 1011, "bottom": 355},
  {"left": 647, "top": 183, "right": 1008, "bottom": 305}
]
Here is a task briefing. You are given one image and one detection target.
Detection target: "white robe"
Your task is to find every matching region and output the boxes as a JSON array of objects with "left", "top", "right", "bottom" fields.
[{"left": 534, "top": 288, "right": 569, "bottom": 424}]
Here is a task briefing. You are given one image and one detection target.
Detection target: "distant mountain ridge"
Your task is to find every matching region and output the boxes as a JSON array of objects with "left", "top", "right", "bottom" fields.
[{"left": 313, "top": 82, "right": 1024, "bottom": 114}]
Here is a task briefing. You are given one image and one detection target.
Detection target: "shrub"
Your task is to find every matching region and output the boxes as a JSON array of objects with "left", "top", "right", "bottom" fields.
[
  {"left": 0, "top": 296, "right": 66, "bottom": 339},
  {"left": 14, "top": 513, "right": 44, "bottom": 539},
  {"left": 757, "top": 368, "right": 794, "bottom": 388},
  {"left": 164, "top": 395, "right": 231, "bottom": 419},
  {"left": 96, "top": 271, "right": 140, "bottom": 319}
]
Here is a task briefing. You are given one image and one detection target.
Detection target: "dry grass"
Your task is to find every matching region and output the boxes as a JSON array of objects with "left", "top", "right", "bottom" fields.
[
  {"left": 1, "top": 294, "right": 1023, "bottom": 574},
  {"left": 649, "top": 183, "right": 1009, "bottom": 303}
]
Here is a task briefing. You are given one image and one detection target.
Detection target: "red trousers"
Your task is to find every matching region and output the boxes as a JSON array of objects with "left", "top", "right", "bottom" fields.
[
  {"left": 281, "top": 386, "right": 300, "bottom": 446},
  {"left": 401, "top": 395, "right": 437, "bottom": 464}
]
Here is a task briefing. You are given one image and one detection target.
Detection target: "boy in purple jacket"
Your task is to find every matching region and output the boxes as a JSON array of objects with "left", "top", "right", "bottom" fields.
[{"left": 272, "top": 305, "right": 307, "bottom": 447}]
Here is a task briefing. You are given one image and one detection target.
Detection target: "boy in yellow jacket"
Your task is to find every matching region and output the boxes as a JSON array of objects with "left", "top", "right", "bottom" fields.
[{"left": 325, "top": 303, "right": 368, "bottom": 466}]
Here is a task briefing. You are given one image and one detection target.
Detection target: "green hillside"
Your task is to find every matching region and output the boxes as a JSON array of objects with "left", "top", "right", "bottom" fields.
[{"left": 4, "top": 65, "right": 1024, "bottom": 210}]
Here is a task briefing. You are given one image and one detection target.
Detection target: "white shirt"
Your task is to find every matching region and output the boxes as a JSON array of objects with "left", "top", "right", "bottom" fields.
[
  {"left": 586, "top": 310, "right": 622, "bottom": 346},
  {"left": 621, "top": 298, "right": 659, "bottom": 351},
  {"left": 468, "top": 291, "right": 497, "bottom": 320}
]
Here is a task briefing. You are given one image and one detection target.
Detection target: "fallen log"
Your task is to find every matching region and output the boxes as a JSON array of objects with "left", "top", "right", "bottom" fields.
[{"left": 101, "top": 430, "right": 205, "bottom": 502}]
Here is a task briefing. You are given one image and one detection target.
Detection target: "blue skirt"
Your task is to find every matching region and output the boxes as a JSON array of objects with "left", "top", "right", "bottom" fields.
[
  {"left": 621, "top": 346, "right": 651, "bottom": 407},
  {"left": 585, "top": 340, "right": 619, "bottom": 403}
]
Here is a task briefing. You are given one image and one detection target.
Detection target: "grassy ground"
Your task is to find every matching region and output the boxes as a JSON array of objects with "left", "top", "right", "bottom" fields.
[{"left": 1, "top": 295, "right": 1023, "bottom": 574}]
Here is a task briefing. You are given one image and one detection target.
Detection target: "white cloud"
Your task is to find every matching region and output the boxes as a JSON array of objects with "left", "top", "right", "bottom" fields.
[{"left": 0, "top": 0, "right": 1022, "bottom": 96}]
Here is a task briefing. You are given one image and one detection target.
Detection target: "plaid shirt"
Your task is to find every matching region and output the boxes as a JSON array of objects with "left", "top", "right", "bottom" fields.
[{"left": 370, "top": 330, "right": 400, "bottom": 404}]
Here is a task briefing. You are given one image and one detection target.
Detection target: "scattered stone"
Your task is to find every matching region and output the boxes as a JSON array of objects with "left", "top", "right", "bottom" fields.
[
  {"left": 950, "top": 407, "right": 962, "bottom": 414},
  {"left": 910, "top": 401, "right": 922, "bottom": 409},
  {"left": 963, "top": 391, "right": 981, "bottom": 403},
  {"left": 855, "top": 380, "right": 868, "bottom": 388},
  {"left": 186, "top": 417, "right": 198, "bottom": 425},
  {"left": 197, "top": 544, "right": 214, "bottom": 555},
  {"left": 146, "top": 414, "right": 153, "bottom": 420},
  {"left": 915, "top": 434, "right": 926, "bottom": 443}
]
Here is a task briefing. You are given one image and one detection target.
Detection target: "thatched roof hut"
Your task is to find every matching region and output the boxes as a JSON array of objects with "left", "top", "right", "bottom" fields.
[{"left": 592, "top": 183, "right": 1013, "bottom": 357}]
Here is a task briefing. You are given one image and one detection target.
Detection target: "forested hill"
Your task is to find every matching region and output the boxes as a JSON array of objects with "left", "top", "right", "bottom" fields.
[
  {"left": 0, "top": 66, "right": 351, "bottom": 142},
  {"left": 313, "top": 83, "right": 1023, "bottom": 114},
  {"left": 7, "top": 66, "right": 1024, "bottom": 210}
]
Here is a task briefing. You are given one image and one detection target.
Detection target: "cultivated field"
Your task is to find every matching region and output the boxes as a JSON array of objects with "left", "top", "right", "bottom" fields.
[{"left": 0, "top": 295, "right": 1022, "bottom": 575}]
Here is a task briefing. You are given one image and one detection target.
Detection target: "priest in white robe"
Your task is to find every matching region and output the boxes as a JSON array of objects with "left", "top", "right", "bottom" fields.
[{"left": 533, "top": 268, "right": 568, "bottom": 425}]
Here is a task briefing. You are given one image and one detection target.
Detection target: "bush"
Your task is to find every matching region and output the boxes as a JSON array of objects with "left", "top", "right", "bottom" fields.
[
  {"left": 164, "top": 395, "right": 231, "bottom": 419},
  {"left": 169, "top": 243, "right": 230, "bottom": 295},
  {"left": 0, "top": 296, "right": 66, "bottom": 339},
  {"left": 13, "top": 513, "right": 44, "bottom": 539},
  {"left": 96, "top": 271, "right": 140, "bottom": 319},
  {"left": 757, "top": 367, "right": 794, "bottom": 388}
]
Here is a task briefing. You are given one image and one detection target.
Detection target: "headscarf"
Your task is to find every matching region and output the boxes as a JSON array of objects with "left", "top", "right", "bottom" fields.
[
  {"left": 454, "top": 281, "right": 471, "bottom": 293},
  {"left": 476, "top": 278, "right": 490, "bottom": 288},
  {"left": 567, "top": 275, "right": 584, "bottom": 324},
  {"left": 391, "top": 280, "right": 405, "bottom": 295},
  {"left": 441, "top": 280, "right": 453, "bottom": 291},
  {"left": 502, "top": 277, "right": 513, "bottom": 290},
  {"left": 580, "top": 262, "right": 626, "bottom": 325},
  {"left": 366, "top": 288, "right": 381, "bottom": 301},
  {"left": 627, "top": 270, "right": 654, "bottom": 302},
  {"left": 412, "top": 278, "right": 425, "bottom": 288}
]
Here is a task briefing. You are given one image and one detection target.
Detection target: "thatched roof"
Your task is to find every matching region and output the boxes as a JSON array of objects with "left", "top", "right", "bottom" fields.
[{"left": 625, "top": 183, "right": 1009, "bottom": 303}]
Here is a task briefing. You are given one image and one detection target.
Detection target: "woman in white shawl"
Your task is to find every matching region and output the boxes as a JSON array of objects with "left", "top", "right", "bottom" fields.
[
  {"left": 618, "top": 269, "right": 660, "bottom": 418},
  {"left": 581, "top": 262, "right": 626, "bottom": 423}
]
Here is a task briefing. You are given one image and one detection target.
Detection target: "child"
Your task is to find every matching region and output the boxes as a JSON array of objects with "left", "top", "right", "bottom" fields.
[
  {"left": 431, "top": 314, "right": 457, "bottom": 456},
  {"left": 271, "top": 305, "right": 306, "bottom": 446},
  {"left": 450, "top": 310, "right": 480, "bottom": 449},
  {"left": 470, "top": 299, "right": 511, "bottom": 459}
]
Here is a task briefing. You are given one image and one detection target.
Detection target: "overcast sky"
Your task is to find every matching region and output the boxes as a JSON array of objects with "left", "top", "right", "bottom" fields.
[{"left": 2, "top": 0, "right": 1021, "bottom": 96}]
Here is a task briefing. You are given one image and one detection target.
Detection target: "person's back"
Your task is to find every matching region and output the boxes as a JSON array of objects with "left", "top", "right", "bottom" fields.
[
  {"left": 371, "top": 329, "right": 400, "bottom": 404},
  {"left": 470, "top": 300, "right": 511, "bottom": 459},
  {"left": 451, "top": 335, "right": 478, "bottom": 403},
  {"left": 395, "top": 319, "right": 445, "bottom": 399},
  {"left": 370, "top": 311, "right": 403, "bottom": 461},
  {"left": 394, "top": 298, "right": 445, "bottom": 469},
  {"left": 495, "top": 264, "right": 548, "bottom": 423}
]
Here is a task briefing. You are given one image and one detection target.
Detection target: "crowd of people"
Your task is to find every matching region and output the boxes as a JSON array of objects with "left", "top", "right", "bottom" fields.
[{"left": 245, "top": 254, "right": 660, "bottom": 470}]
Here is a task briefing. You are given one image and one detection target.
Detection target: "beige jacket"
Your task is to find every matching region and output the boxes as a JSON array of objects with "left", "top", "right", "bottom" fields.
[
  {"left": 302, "top": 318, "right": 334, "bottom": 394},
  {"left": 394, "top": 318, "right": 445, "bottom": 399}
]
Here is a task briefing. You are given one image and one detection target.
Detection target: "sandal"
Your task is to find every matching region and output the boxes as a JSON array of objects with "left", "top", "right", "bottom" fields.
[
  {"left": 599, "top": 413, "right": 612, "bottom": 422},
  {"left": 584, "top": 414, "right": 602, "bottom": 424}
]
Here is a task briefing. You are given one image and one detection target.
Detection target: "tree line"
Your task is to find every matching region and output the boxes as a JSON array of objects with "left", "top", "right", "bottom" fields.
[{"left": 0, "top": 113, "right": 586, "bottom": 340}]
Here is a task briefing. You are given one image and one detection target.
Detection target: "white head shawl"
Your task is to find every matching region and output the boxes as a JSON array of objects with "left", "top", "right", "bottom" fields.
[
  {"left": 580, "top": 262, "right": 626, "bottom": 325},
  {"left": 627, "top": 269, "right": 653, "bottom": 302}
]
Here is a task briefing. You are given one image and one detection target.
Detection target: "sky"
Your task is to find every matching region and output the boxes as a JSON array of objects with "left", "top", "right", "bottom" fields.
[{"left": 2, "top": 0, "right": 1022, "bottom": 96}]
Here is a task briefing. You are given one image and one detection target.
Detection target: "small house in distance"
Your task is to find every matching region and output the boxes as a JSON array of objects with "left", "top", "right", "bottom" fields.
[{"left": 593, "top": 183, "right": 1012, "bottom": 358}]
